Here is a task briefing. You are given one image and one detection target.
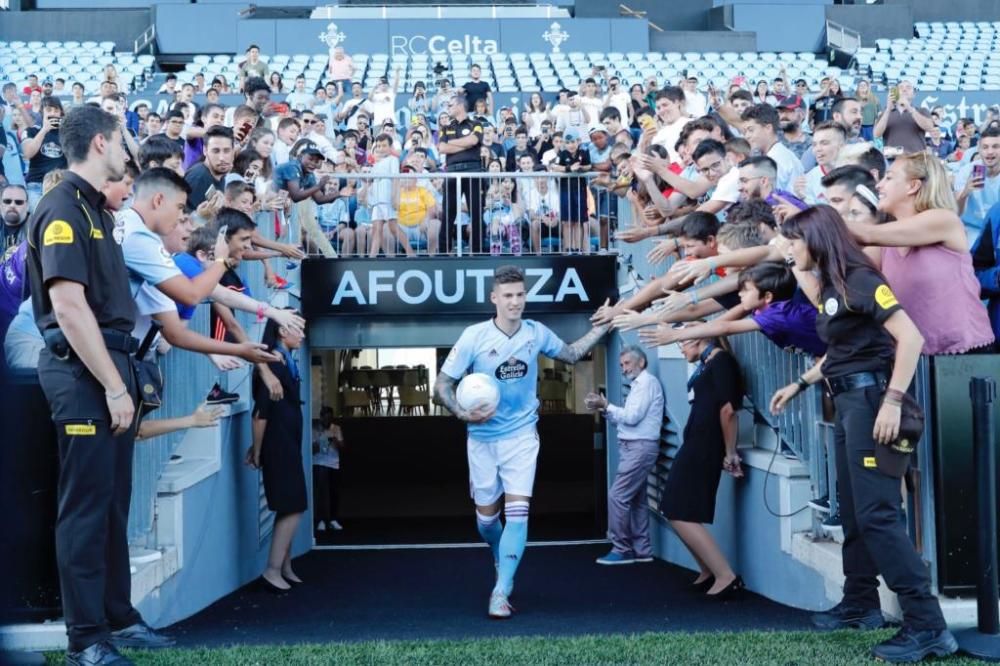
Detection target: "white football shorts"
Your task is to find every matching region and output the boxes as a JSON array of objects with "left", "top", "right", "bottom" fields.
[{"left": 467, "top": 429, "right": 540, "bottom": 506}]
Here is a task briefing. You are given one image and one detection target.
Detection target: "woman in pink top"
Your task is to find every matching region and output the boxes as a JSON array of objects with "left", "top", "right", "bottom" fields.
[
  {"left": 327, "top": 46, "right": 355, "bottom": 90},
  {"left": 846, "top": 152, "right": 995, "bottom": 354}
]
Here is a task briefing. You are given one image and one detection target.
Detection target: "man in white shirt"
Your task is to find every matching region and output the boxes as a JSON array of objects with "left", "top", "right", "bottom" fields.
[
  {"left": 272, "top": 117, "right": 300, "bottom": 167},
  {"left": 954, "top": 126, "right": 1000, "bottom": 244},
  {"left": 554, "top": 92, "right": 590, "bottom": 137},
  {"left": 604, "top": 76, "right": 632, "bottom": 126},
  {"left": 585, "top": 345, "right": 664, "bottom": 566},
  {"left": 682, "top": 76, "right": 708, "bottom": 118},
  {"left": 798, "top": 121, "right": 846, "bottom": 204},
  {"left": 337, "top": 82, "right": 373, "bottom": 131},
  {"left": 368, "top": 69, "right": 400, "bottom": 127},
  {"left": 652, "top": 86, "right": 690, "bottom": 164},
  {"left": 741, "top": 103, "right": 803, "bottom": 192},
  {"left": 284, "top": 75, "right": 313, "bottom": 112}
]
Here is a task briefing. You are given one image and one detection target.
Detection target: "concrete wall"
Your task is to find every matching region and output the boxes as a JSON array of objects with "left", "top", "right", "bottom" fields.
[
  {"left": 0, "top": 10, "right": 151, "bottom": 51},
  {"left": 729, "top": 3, "right": 827, "bottom": 52},
  {"left": 574, "top": 0, "right": 714, "bottom": 32},
  {"left": 885, "top": 0, "right": 1000, "bottom": 23},
  {"left": 652, "top": 30, "right": 758, "bottom": 53},
  {"left": 825, "top": 4, "right": 914, "bottom": 44}
]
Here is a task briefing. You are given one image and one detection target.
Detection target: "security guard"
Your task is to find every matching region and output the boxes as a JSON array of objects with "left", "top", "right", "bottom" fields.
[
  {"left": 770, "top": 206, "right": 957, "bottom": 663},
  {"left": 26, "top": 105, "right": 173, "bottom": 666},
  {"left": 438, "top": 94, "right": 484, "bottom": 253}
]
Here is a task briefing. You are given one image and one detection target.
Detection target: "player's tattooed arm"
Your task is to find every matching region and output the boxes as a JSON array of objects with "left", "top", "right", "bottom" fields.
[
  {"left": 434, "top": 372, "right": 466, "bottom": 420},
  {"left": 555, "top": 323, "right": 611, "bottom": 364}
]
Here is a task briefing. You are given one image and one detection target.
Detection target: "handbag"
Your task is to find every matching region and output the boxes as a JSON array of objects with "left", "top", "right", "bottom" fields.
[{"left": 133, "top": 322, "right": 164, "bottom": 416}]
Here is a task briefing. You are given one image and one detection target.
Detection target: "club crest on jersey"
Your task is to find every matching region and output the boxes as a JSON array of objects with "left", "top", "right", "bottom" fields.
[{"left": 496, "top": 357, "right": 528, "bottom": 381}]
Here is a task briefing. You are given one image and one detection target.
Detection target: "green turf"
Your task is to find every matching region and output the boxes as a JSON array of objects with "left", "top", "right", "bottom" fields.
[{"left": 46, "top": 630, "right": 980, "bottom": 665}]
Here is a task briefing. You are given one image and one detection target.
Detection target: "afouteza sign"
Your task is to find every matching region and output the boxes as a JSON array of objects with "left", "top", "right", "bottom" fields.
[{"left": 301, "top": 256, "right": 618, "bottom": 317}]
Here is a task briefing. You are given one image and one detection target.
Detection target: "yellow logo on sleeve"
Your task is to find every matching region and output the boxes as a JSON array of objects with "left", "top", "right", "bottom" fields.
[
  {"left": 863, "top": 456, "right": 877, "bottom": 468},
  {"left": 875, "top": 285, "right": 898, "bottom": 310},
  {"left": 43, "top": 220, "right": 74, "bottom": 246},
  {"left": 65, "top": 424, "right": 96, "bottom": 436}
]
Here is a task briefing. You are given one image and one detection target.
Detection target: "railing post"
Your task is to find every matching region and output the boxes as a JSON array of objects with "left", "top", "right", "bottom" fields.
[
  {"left": 455, "top": 173, "right": 463, "bottom": 257},
  {"left": 957, "top": 376, "right": 1000, "bottom": 659}
]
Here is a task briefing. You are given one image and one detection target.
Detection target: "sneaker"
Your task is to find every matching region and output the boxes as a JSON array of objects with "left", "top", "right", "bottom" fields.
[
  {"left": 108, "top": 621, "right": 175, "bottom": 649},
  {"left": 808, "top": 495, "right": 831, "bottom": 513},
  {"left": 66, "top": 640, "right": 134, "bottom": 665},
  {"left": 488, "top": 590, "right": 514, "bottom": 619},
  {"left": 822, "top": 511, "right": 842, "bottom": 529},
  {"left": 205, "top": 383, "right": 239, "bottom": 405},
  {"left": 811, "top": 601, "right": 886, "bottom": 630},
  {"left": 330, "top": 520, "right": 343, "bottom": 530},
  {"left": 316, "top": 522, "right": 326, "bottom": 532},
  {"left": 595, "top": 551, "right": 636, "bottom": 566},
  {"left": 871, "top": 626, "right": 958, "bottom": 662},
  {"left": 634, "top": 554, "right": 654, "bottom": 563}
]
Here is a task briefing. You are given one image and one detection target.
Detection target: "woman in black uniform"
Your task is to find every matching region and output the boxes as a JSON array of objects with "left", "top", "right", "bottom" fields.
[
  {"left": 247, "top": 313, "right": 307, "bottom": 593},
  {"left": 770, "top": 206, "right": 956, "bottom": 663},
  {"left": 659, "top": 328, "right": 745, "bottom": 598}
]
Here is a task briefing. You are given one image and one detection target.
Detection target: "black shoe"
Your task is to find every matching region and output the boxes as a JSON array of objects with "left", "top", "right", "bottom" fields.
[
  {"left": 108, "top": 621, "right": 175, "bottom": 649},
  {"left": 259, "top": 576, "right": 291, "bottom": 595},
  {"left": 822, "top": 511, "right": 842, "bottom": 529},
  {"left": 66, "top": 640, "right": 134, "bottom": 665},
  {"left": 808, "top": 495, "right": 831, "bottom": 513},
  {"left": 205, "top": 382, "right": 238, "bottom": 405},
  {"left": 692, "top": 575, "right": 715, "bottom": 592},
  {"left": 871, "top": 626, "right": 958, "bottom": 662},
  {"left": 706, "top": 575, "right": 744, "bottom": 601},
  {"left": 811, "top": 601, "right": 885, "bottom": 630}
]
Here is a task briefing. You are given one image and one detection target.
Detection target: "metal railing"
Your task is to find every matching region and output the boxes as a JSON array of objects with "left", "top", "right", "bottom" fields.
[
  {"left": 127, "top": 215, "right": 297, "bottom": 544},
  {"left": 299, "top": 170, "right": 618, "bottom": 258},
  {"left": 826, "top": 19, "right": 861, "bottom": 55}
]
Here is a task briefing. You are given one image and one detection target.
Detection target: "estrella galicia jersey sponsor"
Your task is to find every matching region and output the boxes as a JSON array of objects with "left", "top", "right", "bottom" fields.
[{"left": 441, "top": 318, "right": 565, "bottom": 442}]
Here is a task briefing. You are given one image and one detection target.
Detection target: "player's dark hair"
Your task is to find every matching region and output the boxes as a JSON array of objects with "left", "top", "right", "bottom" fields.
[
  {"left": 813, "top": 121, "right": 847, "bottom": 141},
  {"left": 740, "top": 155, "right": 778, "bottom": 180},
  {"left": 244, "top": 76, "right": 270, "bottom": 99},
  {"left": 212, "top": 207, "right": 257, "bottom": 239},
  {"left": 737, "top": 262, "right": 796, "bottom": 302},
  {"left": 982, "top": 127, "right": 1000, "bottom": 140},
  {"left": 41, "top": 95, "right": 63, "bottom": 112},
  {"left": 741, "top": 104, "right": 780, "bottom": 132},
  {"left": 821, "top": 165, "right": 876, "bottom": 193},
  {"left": 133, "top": 166, "right": 191, "bottom": 199},
  {"left": 716, "top": 220, "right": 763, "bottom": 249},
  {"left": 729, "top": 89, "right": 753, "bottom": 105},
  {"left": 856, "top": 147, "right": 887, "bottom": 181},
  {"left": 204, "top": 125, "right": 235, "bottom": 147},
  {"left": 692, "top": 139, "right": 726, "bottom": 163},
  {"left": 493, "top": 265, "right": 525, "bottom": 287},
  {"left": 679, "top": 211, "right": 720, "bottom": 242},
  {"left": 831, "top": 96, "right": 858, "bottom": 118},
  {"left": 726, "top": 197, "right": 777, "bottom": 231},
  {"left": 233, "top": 149, "right": 263, "bottom": 177},
  {"left": 725, "top": 137, "right": 752, "bottom": 157},
  {"left": 139, "top": 134, "right": 184, "bottom": 170},
  {"left": 60, "top": 105, "right": 120, "bottom": 165},
  {"left": 225, "top": 180, "right": 254, "bottom": 202},
  {"left": 655, "top": 86, "right": 684, "bottom": 104},
  {"left": 166, "top": 108, "right": 185, "bottom": 122}
]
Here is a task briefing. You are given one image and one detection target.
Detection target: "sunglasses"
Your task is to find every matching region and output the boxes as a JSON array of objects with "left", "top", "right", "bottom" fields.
[
  {"left": 302, "top": 119, "right": 315, "bottom": 124},
  {"left": 2, "top": 198, "right": 26, "bottom": 205}
]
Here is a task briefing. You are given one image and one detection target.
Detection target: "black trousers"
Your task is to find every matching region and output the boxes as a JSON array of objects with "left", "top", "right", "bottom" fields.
[
  {"left": 312, "top": 466, "right": 341, "bottom": 524},
  {"left": 832, "top": 385, "right": 945, "bottom": 630},
  {"left": 443, "top": 163, "right": 483, "bottom": 253},
  {"left": 37, "top": 347, "right": 142, "bottom": 652}
]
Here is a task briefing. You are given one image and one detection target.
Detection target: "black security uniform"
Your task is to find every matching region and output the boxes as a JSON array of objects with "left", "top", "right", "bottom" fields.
[
  {"left": 815, "top": 266, "right": 945, "bottom": 631},
  {"left": 441, "top": 116, "right": 484, "bottom": 253},
  {"left": 26, "top": 172, "right": 143, "bottom": 652},
  {"left": 253, "top": 350, "right": 307, "bottom": 515}
]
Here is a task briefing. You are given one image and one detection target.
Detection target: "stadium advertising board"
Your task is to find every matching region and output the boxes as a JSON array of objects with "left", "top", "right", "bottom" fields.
[{"left": 300, "top": 256, "right": 618, "bottom": 317}]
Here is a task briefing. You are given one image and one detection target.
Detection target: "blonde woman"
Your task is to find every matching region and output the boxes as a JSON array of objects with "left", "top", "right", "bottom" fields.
[
  {"left": 854, "top": 79, "right": 880, "bottom": 140},
  {"left": 845, "top": 152, "right": 995, "bottom": 354}
]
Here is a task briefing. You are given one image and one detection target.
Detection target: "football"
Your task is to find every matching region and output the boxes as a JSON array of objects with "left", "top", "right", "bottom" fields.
[{"left": 456, "top": 373, "right": 501, "bottom": 412}]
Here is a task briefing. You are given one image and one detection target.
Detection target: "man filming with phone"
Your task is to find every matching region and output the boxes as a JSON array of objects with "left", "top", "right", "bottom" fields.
[
  {"left": 184, "top": 126, "right": 234, "bottom": 216},
  {"left": 20, "top": 95, "right": 68, "bottom": 212},
  {"left": 955, "top": 126, "right": 1000, "bottom": 243},
  {"left": 873, "top": 80, "right": 935, "bottom": 156}
]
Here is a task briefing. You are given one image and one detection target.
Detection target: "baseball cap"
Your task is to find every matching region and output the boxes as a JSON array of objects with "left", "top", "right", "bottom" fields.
[
  {"left": 564, "top": 129, "right": 581, "bottom": 141},
  {"left": 778, "top": 95, "right": 804, "bottom": 110},
  {"left": 589, "top": 124, "right": 609, "bottom": 136},
  {"left": 42, "top": 78, "right": 53, "bottom": 86}
]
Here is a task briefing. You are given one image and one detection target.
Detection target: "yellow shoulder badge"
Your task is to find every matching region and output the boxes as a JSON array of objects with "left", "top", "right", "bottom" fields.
[
  {"left": 863, "top": 456, "right": 877, "bottom": 468},
  {"left": 43, "top": 220, "right": 74, "bottom": 246},
  {"left": 875, "top": 285, "right": 898, "bottom": 310},
  {"left": 65, "top": 423, "right": 96, "bottom": 436}
]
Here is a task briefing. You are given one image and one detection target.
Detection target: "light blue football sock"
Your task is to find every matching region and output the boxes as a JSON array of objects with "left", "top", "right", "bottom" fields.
[
  {"left": 476, "top": 510, "right": 502, "bottom": 563},
  {"left": 495, "top": 500, "right": 530, "bottom": 596}
]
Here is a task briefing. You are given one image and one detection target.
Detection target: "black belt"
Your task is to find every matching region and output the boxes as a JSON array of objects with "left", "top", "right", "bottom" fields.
[
  {"left": 44, "top": 327, "right": 139, "bottom": 360},
  {"left": 824, "top": 371, "right": 888, "bottom": 397},
  {"left": 447, "top": 162, "right": 481, "bottom": 172}
]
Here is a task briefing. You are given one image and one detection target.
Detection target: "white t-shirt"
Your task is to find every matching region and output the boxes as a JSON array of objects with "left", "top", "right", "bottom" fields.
[
  {"left": 341, "top": 98, "right": 373, "bottom": 130},
  {"left": 683, "top": 90, "right": 708, "bottom": 118},
  {"left": 653, "top": 116, "right": 690, "bottom": 164},
  {"left": 803, "top": 165, "right": 827, "bottom": 205},
  {"left": 518, "top": 178, "right": 560, "bottom": 217},
  {"left": 579, "top": 96, "right": 604, "bottom": 129},
  {"left": 273, "top": 139, "right": 292, "bottom": 168},
  {"left": 954, "top": 161, "right": 1000, "bottom": 243},
  {"left": 285, "top": 90, "right": 313, "bottom": 112},
  {"left": 370, "top": 155, "right": 399, "bottom": 205},
  {"left": 606, "top": 91, "right": 631, "bottom": 124},
  {"left": 767, "top": 141, "right": 805, "bottom": 193},
  {"left": 710, "top": 167, "right": 740, "bottom": 205},
  {"left": 370, "top": 90, "right": 396, "bottom": 126}
]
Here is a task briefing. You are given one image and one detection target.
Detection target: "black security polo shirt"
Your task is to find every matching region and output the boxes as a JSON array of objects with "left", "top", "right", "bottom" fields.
[
  {"left": 27, "top": 171, "right": 136, "bottom": 334},
  {"left": 815, "top": 266, "right": 901, "bottom": 378},
  {"left": 440, "top": 117, "right": 483, "bottom": 167}
]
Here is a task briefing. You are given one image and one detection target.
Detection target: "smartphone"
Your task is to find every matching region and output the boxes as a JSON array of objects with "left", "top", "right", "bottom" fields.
[
  {"left": 217, "top": 224, "right": 228, "bottom": 239},
  {"left": 973, "top": 163, "right": 987, "bottom": 186},
  {"left": 890, "top": 86, "right": 899, "bottom": 102},
  {"left": 205, "top": 184, "right": 217, "bottom": 199},
  {"left": 639, "top": 115, "right": 656, "bottom": 131}
]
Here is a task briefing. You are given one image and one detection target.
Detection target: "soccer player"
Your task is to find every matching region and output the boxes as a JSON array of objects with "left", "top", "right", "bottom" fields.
[{"left": 434, "top": 265, "right": 610, "bottom": 619}]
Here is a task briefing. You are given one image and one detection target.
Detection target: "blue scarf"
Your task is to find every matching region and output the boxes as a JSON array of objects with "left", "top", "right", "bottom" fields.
[
  {"left": 277, "top": 344, "right": 300, "bottom": 382},
  {"left": 686, "top": 343, "right": 716, "bottom": 393}
]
